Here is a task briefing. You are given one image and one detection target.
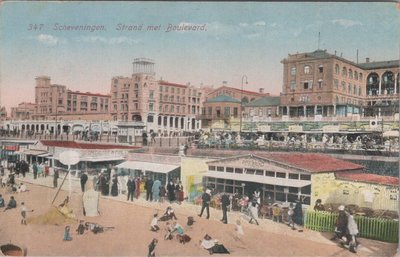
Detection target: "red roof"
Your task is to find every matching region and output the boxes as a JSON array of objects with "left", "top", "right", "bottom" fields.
[
  {"left": 260, "top": 153, "right": 364, "bottom": 173},
  {"left": 40, "top": 140, "right": 139, "bottom": 150},
  {"left": 159, "top": 81, "right": 187, "bottom": 88},
  {"left": 336, "top": 172, "right": 399, "bottom": 186}
]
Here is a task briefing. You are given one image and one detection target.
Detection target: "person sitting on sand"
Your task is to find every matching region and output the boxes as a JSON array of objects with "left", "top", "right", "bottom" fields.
[
  {"left": 76, "top": 220, "right": 86, "bottom": 235},
  {"left": 18, "top": 183, "right": 27, "bottom": 193},
  {"left": 3, "top": 196, "right": 17, "bottom": 212},
  {"left": 159, "top": 206, "right": 177, "bottom": 221},
  {"left": 200, "top": 234, "right": 230, "bottom": 254},
  {"left": 150, "top": 214, "right": 160, "bottom": 232},
  {"left": 164, "top": 222, "right": 175, "bottom": 240},
  {"left": 63, "top": 226, "right": 72, "bottom": 241}
]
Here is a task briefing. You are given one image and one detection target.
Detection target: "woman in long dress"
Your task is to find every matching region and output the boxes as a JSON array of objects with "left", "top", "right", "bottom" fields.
[{"left": 110, "top": 175, "right": 119, "bottom": 197}]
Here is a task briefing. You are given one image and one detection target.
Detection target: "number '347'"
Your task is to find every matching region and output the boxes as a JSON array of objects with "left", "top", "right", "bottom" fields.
[{"left": 28, "top": 24, "right": 44, "bottom": 30}]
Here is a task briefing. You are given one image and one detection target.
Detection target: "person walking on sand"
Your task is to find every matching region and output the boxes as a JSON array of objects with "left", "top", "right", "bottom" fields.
[
  {"left": 63, "top": 226, "right": 72, "bottom": 241},
  {"left": 80, "top": 172, "right": 88, "bottom": 193},
  {"left": 198, "top": 188, "right": 211, "bottom": 219},
  {"left": 148, "top": 238, "right": 158, "bottom": 257},
  {"left": 221, "top": 193, "right": 230, "bottom": 224},
  {"left": 20, "top": 202, "right": 34, "bottom": 225}
]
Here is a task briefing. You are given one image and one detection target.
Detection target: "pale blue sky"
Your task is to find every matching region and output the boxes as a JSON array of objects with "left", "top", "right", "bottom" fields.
[{"left": 0, "top": 2, "right": 399, "bottom": 111}]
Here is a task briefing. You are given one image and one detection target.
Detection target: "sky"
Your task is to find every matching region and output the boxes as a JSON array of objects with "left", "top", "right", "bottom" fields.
[{"left": 0, "top": 2, "right": 399, "bottom": 112}]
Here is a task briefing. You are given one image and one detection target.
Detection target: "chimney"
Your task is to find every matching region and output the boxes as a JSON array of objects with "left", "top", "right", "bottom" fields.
[
  {"left": 259, "top": 88, "right": 264, "bottom": 94},
  {"left": 366, "top": 57, "right": 370, "bottom": 63}
]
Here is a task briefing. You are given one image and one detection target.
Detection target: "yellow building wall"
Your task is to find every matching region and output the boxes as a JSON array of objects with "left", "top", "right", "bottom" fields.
[
  {"left": 312, "top": 173, "right": 399, "bottom": 211},
  {"left": 181, "top": 156, "right": 212, "bottom": 200}
]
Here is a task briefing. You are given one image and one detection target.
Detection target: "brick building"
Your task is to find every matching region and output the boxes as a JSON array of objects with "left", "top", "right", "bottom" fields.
[
  {"left": 10, "top": 102, "right": 36, "bottom": 120},
  {"left": 280, "top": 49, "right": 399, "bottom": 118},
  {"left": 33, "top": 76, "right": 111, "bottom": 122}
]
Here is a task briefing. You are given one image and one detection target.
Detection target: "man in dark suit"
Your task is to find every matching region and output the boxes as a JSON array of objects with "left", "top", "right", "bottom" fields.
[
  {"left": 198, "top": 189, "right": 211, "bottom": 219},
  {"left": 126, "top": 177, "right": 136, "bottom": 201},
  {"left": 145, "top": 177, "right": 154, "bottom": 201},
  {"left": 221, "top": 193, "right": 230, "bottom": 224}
]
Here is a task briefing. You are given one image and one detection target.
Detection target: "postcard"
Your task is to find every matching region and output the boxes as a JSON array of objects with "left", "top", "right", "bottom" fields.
[{"left": 0, "top": 1, "right": 398, "bottom": 257}]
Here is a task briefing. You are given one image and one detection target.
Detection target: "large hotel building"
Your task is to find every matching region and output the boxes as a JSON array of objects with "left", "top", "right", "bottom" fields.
[{"left": 280, "top": 50, "right": 399, "bottom": 118}]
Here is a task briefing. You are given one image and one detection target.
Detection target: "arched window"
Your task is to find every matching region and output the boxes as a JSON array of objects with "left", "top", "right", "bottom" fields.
[
  {"left": 342, "top": 67, "right": 347, "bottom": 77},
  {"left": 354, "top": 72, "right": 358, "bottom": 80},
  {"left": 382, "top": 71, "right": 395, "bottom": 94},
  {"left": 358, "top": 86, "right": 362, "bottom": 96},
  {"left": 366, "top": 73, "right": 379, "bottom": 96},
  {"left": 349, "top": 69, "right": 353, "bottom": 79},
  {"left": 353, "top": 85, "right": 357, "bottom": 95},
  {"left": 335, "top": 64, "right": 339, "bottom": 74},
  {"left": 304, "top": 65, "right": 311, "bottom": 74},
  {"left": 359, "top": 73, "right": 363, "bottom": 81},
  {"left": 348, "top": 84, "right": 351, "bottom": 94}
]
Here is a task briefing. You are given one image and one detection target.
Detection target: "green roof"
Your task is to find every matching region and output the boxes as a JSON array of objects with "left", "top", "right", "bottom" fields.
[
  {"left": 206, "top": 95, "right": 241, "bottom": 103},
  {"left": 358, "top": 60, "right": 399, "bottom": 70},
  {"left": 244, "top": 96, "right": 281, "bottom": 107}
]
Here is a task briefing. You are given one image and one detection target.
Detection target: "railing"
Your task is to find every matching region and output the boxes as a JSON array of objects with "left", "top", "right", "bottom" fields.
[{"left": 304, "top": 210, "right": 399, "bottom": 243}]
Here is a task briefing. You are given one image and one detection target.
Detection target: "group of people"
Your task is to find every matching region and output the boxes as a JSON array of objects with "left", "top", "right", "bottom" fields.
[
  {"left": 331, "top": 205, "right": 360, "bottom": 253},
  {"left": 146, "top": 205, "right": 231, "bottom": 257}
]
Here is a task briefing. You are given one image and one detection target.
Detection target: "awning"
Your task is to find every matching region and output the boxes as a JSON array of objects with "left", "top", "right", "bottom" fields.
[
  {"left": 79, "top": 156, "right": 125, "bottom": 162},
  {"left": 22, "top": 150, "right": 48, "bottom": 156},
  {"left": 38, "top": 153, "right": 52, "bottom": 157},
  {"left": 383, "top": 130, "right": 399, "bottom": 138},
  {"left": 204, "top": 171, "right": 311, "bottom": 188},
  {"left": 116, "top": 161, "right": 179, "bottom": 174}
]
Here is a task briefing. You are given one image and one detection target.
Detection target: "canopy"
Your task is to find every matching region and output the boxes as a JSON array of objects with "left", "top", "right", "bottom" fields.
[
  {"left": 116, "top": 161, "right": 179, "bottom": 174},
  {"left": 22, "top": 150, "right": 48, "bottom": 156},
  {"left": 383, "top": 130, "right": 399, "bottom": 138},
  {"left": 204, "top": 170, "right": 311, "bottom": 188}
]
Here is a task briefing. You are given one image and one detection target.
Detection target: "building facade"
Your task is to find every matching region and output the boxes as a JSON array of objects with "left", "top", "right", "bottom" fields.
[
  {"left": 281, "top": 50, "right": 399, "bottom": 119},
  {"left": 10, "top": 102, "right": 37, "bottom": 120},
  {"left": 110, "top": 58, "right": 209, "bottom": 134},
  {"left": 32, "top": 76, "right": 111, "bottom": 122}
]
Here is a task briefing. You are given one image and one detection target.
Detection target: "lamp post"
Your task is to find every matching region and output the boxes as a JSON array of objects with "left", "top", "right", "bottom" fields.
[{"left": 239, "top": 75, "right": 248, "bottom": 135}]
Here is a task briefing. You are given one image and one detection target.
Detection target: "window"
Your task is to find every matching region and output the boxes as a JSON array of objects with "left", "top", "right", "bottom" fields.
[
  {"left": 341, "top": 81, "right": 346, "bottom": 91},
  {"left": 209, "top": 166, "right": 216, "bottom": 171},
  {"left": 177, "top": 88, "right": 180, "bottom": 94},
  {"left": 246, "top": 169, "right": 255, "bottom": 175},
  {"left": 224, "top": 107, "right": 230, "bottom": 117},
  {"left": 289, "top": 173, "right": 299, "bottom": 179},
  {"left": 353, "top": 85, "right": 357, "bottom": 95},
  {"left": 318, "top": 79, "right": 323, "bottom": 89},
  {"left": 217, "top": 166, "right": 224, "bottom": 172},
  {"left": 358, "top": 87, "right": 362, "bottom": 96},
  {"left": 149, "top": 103, "right": 154, "bottom": 111},
  {"left": 349, "top": 69, "right": 353, "bottom": 79},
  {"left": 159, "top": 86, "right": 163, "bottom": 92},
  {"left": 165, "top": 87, "right": 169, "bottom": 92},
  {"left": 348, "top": 84, "right": 351, "bottom": 94},
  {"left": 303, "top": 81, "right": 312, "bottom": 89},
  {"left": 177, "top": 106, "right": 180, "bottom": 113},
  {"left": 149, "top": 90, "right": 154, "bottom": 99},
  {"left": 319, "top": 65, "right": 323, "bottom": 73},
  {"left": 255, "top": 169, "right": 264, "bottom": 175},
  {"left": 276, "top": 172, "right": 286, "bottom": 178},
  {"left": 290, "top": 80, "right": 296, "bottom": 90},
  {"left": 147, "top": 115, "right": 154, "bottom": 123},
  {"left": 208, "top": 107, "right": 212, "bottom": 116},
  {"left": 335, "top": 64, "right": 340, "bottom": 74},
  {"left": 354, "top": 72, "right": 358, "bottom": 80},
  {"left": 334, "top": 79, "right": 339, "bottom": 89},
  {"left": 291, "top": 67, "right": 297, "bottom": 75},
  {"left": 234, "top": 168, "right": 243, "bottom": 174},
  {"left": 171, "top": 88, "right": 175, "bottom": 93},
  {"left": 342, "top": 67, "right": 347, "bottom": 77},
  {"left": 300, "top": 174, "right": 311, "bottom": 180},
  {"left": 226, "top": 167, "right": 234, "bottom": 173},
  {"left": 304, "top": 65, "right": 310, "bottom": 74},
  {"left": 359, "top": 73, "right": 363, "bottom": 81}
]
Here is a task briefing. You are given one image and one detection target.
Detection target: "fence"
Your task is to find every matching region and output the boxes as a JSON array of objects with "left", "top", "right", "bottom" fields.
[{"left": 304, "top": 210, "right": 399, "bottom": 243}]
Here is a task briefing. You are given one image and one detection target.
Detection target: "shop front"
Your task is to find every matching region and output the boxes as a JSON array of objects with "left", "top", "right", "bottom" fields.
[{"left": 204, "top": 154, "right": 312, "bottom": 205}]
